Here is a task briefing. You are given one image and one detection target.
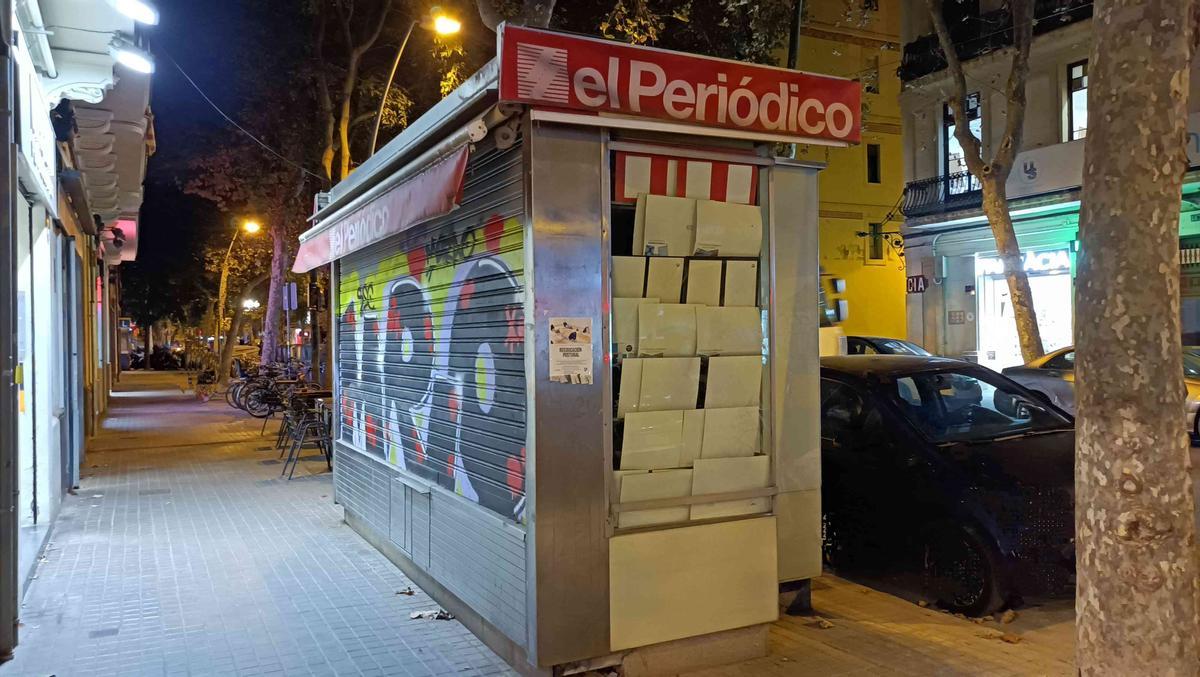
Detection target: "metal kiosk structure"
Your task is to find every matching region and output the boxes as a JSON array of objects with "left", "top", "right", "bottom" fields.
[{"left": 294, "top": 25, "right": 860, "bottom": 676}]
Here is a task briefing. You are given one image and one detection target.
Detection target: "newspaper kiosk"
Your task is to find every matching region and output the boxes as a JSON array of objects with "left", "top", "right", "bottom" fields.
[{"left": 294, "top": 25, "right": 859, "bottom": 675}]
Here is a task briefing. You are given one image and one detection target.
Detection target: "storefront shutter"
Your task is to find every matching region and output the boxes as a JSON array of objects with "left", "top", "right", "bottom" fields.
[{"left": 336, "top": 138, "right": 528, "bottom": 523}]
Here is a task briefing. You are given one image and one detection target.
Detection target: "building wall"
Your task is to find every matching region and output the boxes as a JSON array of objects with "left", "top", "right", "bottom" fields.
[{"left": 788, "top": 0, "right": 907, "bottom": 339}]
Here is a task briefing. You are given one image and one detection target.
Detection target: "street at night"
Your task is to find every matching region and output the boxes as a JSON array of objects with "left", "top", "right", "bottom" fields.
[{"left": 0, "top": 1, "right": 1196, "bottom": 676}]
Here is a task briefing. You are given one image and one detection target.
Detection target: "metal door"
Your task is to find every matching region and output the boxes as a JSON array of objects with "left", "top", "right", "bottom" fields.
[{"left": 336, "top": 138, "right": 529, "bottom": 522}]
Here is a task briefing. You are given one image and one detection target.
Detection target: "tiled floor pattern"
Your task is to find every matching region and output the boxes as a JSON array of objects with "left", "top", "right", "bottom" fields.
[{"left": 2, "top": 371, "right": 514, "bottom": 677}]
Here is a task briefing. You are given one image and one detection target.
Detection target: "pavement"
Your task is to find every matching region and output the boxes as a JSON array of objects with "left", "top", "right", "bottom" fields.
[
  {"left": 0, "top": 370, "right": 1111, "bottom": 676},
  {"left": 1, "top": 371, "right": 512, "bottom": 677}
]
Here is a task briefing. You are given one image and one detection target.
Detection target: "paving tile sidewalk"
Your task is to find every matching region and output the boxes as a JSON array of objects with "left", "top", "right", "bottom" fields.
[{"left": 1, "top": 371, "right": 513, "bottom": 677}]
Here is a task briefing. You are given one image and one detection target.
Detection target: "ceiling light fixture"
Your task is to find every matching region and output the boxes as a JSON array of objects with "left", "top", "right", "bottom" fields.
[{"left": 109, "top": 35, "right": 154, "bottom": 74}]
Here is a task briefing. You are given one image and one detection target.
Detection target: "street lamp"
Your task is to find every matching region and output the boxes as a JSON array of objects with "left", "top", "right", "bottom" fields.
[
  {"left": 368, "top": 7, "right": 462, "bottom": 156},
  {"left": 216, "top": 219, "right": 262, "bottom": 346}
]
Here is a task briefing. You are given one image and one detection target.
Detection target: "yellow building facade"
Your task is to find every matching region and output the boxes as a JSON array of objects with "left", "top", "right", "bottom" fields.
[{"left": 790, "top": 1, "right": 907, "bottom": 339}]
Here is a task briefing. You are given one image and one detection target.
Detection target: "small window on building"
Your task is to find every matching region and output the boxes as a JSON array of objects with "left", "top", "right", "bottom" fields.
[
  {"left": 867, "top": 223, "right": 885, "bottom": 262},
  {"left": 1068, "top": 60, "right": 1088, "bottom": 141},
  {"left": 944, "top": 93, "right": 981, "bottom": 194},
  {"left": 867, "top": 143, "right": 881, "bottom": 184}
]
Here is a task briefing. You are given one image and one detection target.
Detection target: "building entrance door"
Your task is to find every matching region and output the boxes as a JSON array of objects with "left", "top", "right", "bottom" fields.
[{"left": 976, "top": 252, "right": 1074, "bottom": 371}]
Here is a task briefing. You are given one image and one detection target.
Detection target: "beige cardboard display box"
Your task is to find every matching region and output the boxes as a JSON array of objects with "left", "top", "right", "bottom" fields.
[
  {"left": 685, "top": 259, "right": 722, "bottom": 306},
  {"left": 693, "top": 199, "right": 762, "bottom": 257},
  {"left": 641, "top": 194, "right": 696, "bottom": 257},
  {"left": 723, "top": 260, "right": 759, "bottom": 307},
  {"left": 638, "top": 304, "right": 697, "bottom": 357},
  {"left": 696, "top": 306, "right": 762, "bottom": 355},
  {"left": 637, "top": 357, "right": 701, "bottom": 412},
  {"left": 645, "top": 257, "right": 685, "bottom": 303},
  {"left": 613, "top": 297, "right": 658, "bottom": 359},
  {"left": 613, "top": 256, "right": 648, "bottom": 298},
  {"left": 690, "top": 456, "right": 771, "bottom": 520},
  {"left": 616, "top": 469, "right": 693, "bottom": 528},
  {"left": 704, "top": 356, "right": 762, "bottom": 408},
  {"left": 621, "top": 410, "right": 685, "bottom": 470}
]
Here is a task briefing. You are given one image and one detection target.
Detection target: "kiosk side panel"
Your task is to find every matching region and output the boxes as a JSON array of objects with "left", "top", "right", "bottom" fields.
[
  {"left": 769, "top": 161, "right": 823, "bottom": 582},
  {"left": 525, "top": 120, "right": 611, "bottom": 666},
  {"left": 332, "top": 138, "right": 532, "bottom": 652}
]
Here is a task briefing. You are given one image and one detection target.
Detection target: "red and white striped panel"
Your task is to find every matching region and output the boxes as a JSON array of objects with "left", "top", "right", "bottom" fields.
[{"left": 614, "top": 151, "right": 758, "bottom": 205}]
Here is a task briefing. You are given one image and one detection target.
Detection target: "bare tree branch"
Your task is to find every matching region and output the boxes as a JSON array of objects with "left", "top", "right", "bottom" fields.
[{"left": 925, "top": 0, "right": 986, "bottom": 178}]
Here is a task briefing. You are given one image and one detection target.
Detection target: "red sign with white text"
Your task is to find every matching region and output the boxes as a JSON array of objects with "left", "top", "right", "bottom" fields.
[{"left": 498, "top": 25, "right": 861, "bottom": 144}]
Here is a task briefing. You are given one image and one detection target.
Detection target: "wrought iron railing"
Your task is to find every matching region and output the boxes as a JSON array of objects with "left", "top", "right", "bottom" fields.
[
  {"left": 898, "top": 0, "right": 1092, "bottom": 83},
  {"left": 902, "top": 172, "right": 983, "bottom": 219}
]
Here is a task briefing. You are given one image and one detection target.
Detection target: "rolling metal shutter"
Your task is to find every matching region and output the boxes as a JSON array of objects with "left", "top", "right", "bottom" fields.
[{"left": 336, "top": 138, "right": 527, "bottom": 523}]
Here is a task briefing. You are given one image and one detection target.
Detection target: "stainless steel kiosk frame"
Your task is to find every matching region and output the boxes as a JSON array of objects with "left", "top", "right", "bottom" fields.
[{"left": 297, "top": 26, "right": 857, "bottom": 676}]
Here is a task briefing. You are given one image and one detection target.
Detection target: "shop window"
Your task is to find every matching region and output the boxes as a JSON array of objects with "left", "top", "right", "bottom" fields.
[
  {"left": 866, "top": 143, "right": 881, "bottom": 184},
  {"left": 1067, "top": 60, "right": 1088, "bottom": 141},
  {"left": 866, "top": 222, "right": 885, "bottom": 263},
  {"left": 943, "top": 93, "right": 981, "bottom": 195}
]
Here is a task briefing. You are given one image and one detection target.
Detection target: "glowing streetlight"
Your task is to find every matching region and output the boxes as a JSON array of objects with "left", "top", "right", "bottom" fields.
[
  {"left": 243, "top": 299, "right": 261, "bottom": 310},
  {"left": 370, "top": 8, "right": 463, "bottom": 155},
  {"left": 433, "top": 14, "right": 462, "bottom": 36},
  {"left": 216, "top": 218, "right": 263, "bottom": 344}
]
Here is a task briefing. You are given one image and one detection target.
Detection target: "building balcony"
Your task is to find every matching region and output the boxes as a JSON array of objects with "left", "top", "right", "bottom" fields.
[
  {"left": 898, "top": 0, "right": 1093, "bottom": 83},
  {"left": 902, "top": 172, "right": 983, "bottom": 219}
]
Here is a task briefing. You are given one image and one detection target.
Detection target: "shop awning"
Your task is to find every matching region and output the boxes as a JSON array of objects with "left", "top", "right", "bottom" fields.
[{"left": 292, "top": 145, "right": 471, "bottom": 273}]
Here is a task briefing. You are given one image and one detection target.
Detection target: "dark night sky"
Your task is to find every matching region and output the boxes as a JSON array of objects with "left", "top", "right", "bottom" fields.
[{"left": 128, "top": 0, "right": 291, "bottom": 316}]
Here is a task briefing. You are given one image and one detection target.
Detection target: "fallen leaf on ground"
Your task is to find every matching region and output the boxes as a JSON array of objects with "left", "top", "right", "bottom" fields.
[
  {"left": 917, "top": 600, "right": 929, "bottom": 608},
  {"left": 410, "top": 609, "right": 453, "bottom": 621},
  {"left": 1000, "top": 633, "right": 1022, "bottom": 644},
  {"left": 1000, "top": 609, "right": 1017, "bottom": 624},
  {"left": 815, "top": 618, "right": 835, "bottom": 629},
  {"left": 395, "top": 587, "right": 415, "bottom": 596},
  {"left": 975, "top": 630, "right": 1004, "bottom": 640}
]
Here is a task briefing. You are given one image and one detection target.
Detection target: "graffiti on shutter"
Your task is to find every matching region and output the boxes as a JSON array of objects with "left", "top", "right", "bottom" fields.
[{"left": 338, "top": 145, "right": 527, "bottom": 523}]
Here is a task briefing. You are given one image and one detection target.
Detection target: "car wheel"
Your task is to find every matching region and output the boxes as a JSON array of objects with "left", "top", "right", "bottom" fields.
[{"left": 924, "top": 526, "right": 1003, "bottom": 616}]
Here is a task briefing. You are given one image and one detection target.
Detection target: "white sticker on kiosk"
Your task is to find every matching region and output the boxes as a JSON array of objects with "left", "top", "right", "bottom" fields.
[{"left": 549, "top": 317, "right": 594, "bottom": 384}]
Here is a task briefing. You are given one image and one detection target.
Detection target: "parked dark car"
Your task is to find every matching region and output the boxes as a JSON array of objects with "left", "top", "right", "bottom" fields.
[
  {"left": 820, "top": 355, "right": 1075, "bottom": 615},
  {"left": 847, "top": 335, "right": 932, "bottom": 356}
]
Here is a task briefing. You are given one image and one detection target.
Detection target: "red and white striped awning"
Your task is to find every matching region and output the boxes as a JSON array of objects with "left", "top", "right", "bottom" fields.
[{"left": 613, "top": 151, "right": 758, "bottom": 205}]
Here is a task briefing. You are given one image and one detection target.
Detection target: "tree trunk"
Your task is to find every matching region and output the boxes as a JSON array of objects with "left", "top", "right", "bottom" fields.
[
  {"left": 260, "top": 221, "right": 286, "bottom": 365},
  {"left": 217, "top": 272, "right": 269, "bottom": 386},
  {"left": 1075, "top": 1, "right": 1199, "bottom": 674},
  {"left": 338, "top": 81, "right": 354, "bottom": 180},
  {"left": 981, "top": 180, "right": 1044, "bottom": 362},
  {"left": 926, "top": 0, "right": 1044, "bottom": 362}
]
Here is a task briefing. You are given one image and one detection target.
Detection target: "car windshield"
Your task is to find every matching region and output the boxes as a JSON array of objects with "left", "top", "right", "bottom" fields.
[
  {"left": 1183, "top": 352, "right": 1200, "bottom": 379},
  {"left": 887, "top": 369, "right": 1071, "bottom": 444},
  {"left": 875, "top": 339, "right": 932, "bottom": 356}
]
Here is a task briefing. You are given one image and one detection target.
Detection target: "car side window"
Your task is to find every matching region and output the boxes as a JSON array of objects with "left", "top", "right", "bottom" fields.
[
  {"left": 821, "top": 379, "right": 864, "bottom": 442},
  {"left": 1043, "top": 351, "right": 1075, "bottom": 370},
  {"left": 847, "top": 339, "right": 874, "bottom": 355}
]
